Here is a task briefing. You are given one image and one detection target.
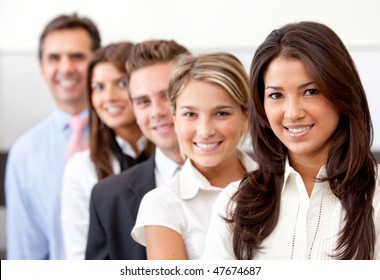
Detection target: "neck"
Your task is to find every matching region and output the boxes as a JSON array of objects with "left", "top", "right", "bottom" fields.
[
  {"left": 58, "top": 99, "right": 88, "bottom": 115},
  {"left": 194, "top": 151, "right": 246, "bottom": 188},
  {"left": 160, "top": 146, "right": 185, "bottom": 165},
  {"left": 115, "top": 124, "right": 143, "bottom": 156},
  {"left": 289, "top": 155, "right": 325, "bottom": 197}
]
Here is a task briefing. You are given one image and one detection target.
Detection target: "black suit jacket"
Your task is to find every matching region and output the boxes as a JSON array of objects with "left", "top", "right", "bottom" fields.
[{"left": 85, "top": 156, "right": 156, "bottom": 259}]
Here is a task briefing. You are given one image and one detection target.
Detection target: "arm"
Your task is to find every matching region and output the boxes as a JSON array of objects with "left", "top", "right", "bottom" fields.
[
  {"left": 145, "top": 225, "right": 188, "bottom": 260},
  {"left": 202, "top": 183, "right": 239, "bottom": 260},
  {"left": 131, "top": 187, "right": 188, "bottom": 259},
  {"left": 5, "top": 147, "right": 49, "bottom": 259},
  {"left": 61, "top": 155, "right": 93, "bottom": 259}
]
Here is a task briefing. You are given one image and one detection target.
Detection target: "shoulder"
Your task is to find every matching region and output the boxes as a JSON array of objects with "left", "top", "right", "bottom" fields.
[
  {"left": 143, "top": 178, "right": 180, "bottom": 204},
  {"left": 8, "top": 116, "right": 54, "bottom": 159},
  {"left": 65, "top": 150, "right": 92, "bottom": 170},
  {"left": 62, "top": 150, "right": 96, "bottom": 192},
  {"left": 92, "top": 156, "right": 155, "bottom": 200},
  {"left": 213, "top": 181, "right": 240, "bottom": 214}
]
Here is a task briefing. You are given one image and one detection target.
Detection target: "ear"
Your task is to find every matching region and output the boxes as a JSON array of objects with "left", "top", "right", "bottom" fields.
[{"left": 39, "top": 63, "right": 48, "bottom": 83}]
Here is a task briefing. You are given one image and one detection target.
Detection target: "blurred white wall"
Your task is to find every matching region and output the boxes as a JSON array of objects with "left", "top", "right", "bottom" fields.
[{"left": 1, "top": 0, "right": 380, "bottom": 51}]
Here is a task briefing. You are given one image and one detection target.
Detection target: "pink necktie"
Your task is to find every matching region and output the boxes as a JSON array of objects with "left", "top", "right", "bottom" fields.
[{"left": 66, "top": 115, "right": 89, "bottom": 160}]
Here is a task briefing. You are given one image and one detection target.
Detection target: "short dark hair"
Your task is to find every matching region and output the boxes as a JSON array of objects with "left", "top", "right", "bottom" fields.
[{"left": 38, "top": 13, "right": 101, "bottom": 61}]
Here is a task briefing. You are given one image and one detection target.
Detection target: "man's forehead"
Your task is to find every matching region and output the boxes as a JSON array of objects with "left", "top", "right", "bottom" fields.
[{"left": 42, "top": 29, "right": 92, "bottom": 54}]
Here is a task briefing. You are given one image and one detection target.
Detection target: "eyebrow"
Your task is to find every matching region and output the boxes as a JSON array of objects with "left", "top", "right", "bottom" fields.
[
  {"left": 131, "top": 95, "right": 149, "bottom": 101},
  {"left": 91, "top": 76, "right": 124, "bottom": 84},
  {"left": 178, "top": 105, "right": 234, "bottom": 110},
  {"left": 265, "top": 81, "right": 315, "bottom": 90}
]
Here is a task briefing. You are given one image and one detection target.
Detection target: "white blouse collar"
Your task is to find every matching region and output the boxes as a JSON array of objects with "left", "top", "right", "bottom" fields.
[{"left": 179, "top": 149, "right": 257, "bottom": 200}]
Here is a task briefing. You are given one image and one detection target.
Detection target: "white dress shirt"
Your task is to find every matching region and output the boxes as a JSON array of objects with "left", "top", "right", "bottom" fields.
[
  {"left": 61, "top": 136, "right": 146, "bottom": 259},
  {"left": 154, "top": 147, "right": 182, "bottom": 188},
  {"left": 131, "top": 150, "right": 257, "bottom": 260},
  {"left": 203, "top": 161, "right": 380, "bottom": 259}
]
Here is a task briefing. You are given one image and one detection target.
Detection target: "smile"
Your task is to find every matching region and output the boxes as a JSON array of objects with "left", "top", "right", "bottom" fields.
[
  {"left": 195, "top": 142, "right": 221, "bottom": 150},
  {"left": 153, "top": 123, "right": 174, "bottom": 131},
  {"left": 106, "top": 106, "right": 123, "bottom": 113},
  {"left": 285, "top": 125, "right": 313, "bottom": 135}
]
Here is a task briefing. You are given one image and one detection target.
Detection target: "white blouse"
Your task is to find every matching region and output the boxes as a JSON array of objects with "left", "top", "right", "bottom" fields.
[
  {"left": 61, "top": 136, "right": 146, "bottom": 259},
  {"left": 131, "top": 150, "right": 257, "bottom": 260},
  {"left": 203, "top": 161, "right": 380, "bottom": 259}
]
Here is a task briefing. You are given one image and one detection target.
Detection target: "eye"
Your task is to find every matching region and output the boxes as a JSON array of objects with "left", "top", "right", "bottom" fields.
[
  {"left": 47, "top": 54, "right": 60, "bottom": 62},
  {"left": 92, "top": 83, "right": 104, "bottom": 92},
  {"left": 70, "top": 53, "right": 86, "bottom": 61},
  {"left": 268, "top": 92, "right": 283, "bottom": 100},
  {"left": 304, "top": 88, "right": 320, "bottom": 96},
  {"left": 134, "top": 98, "right": 151, "bottom": 108},
  {"left": 117, "top": 79, "right": 127, "bottom": 89},
  {"left": 216, "top": 111, "right": 230, "bottom": 117},
  {"left": 184, "top": 112, "right": 196, "bottom": 118}
]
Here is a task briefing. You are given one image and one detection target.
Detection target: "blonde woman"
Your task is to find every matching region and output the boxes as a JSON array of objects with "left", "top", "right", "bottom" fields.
[{"left": 131, "top": 52, "right": 257, "bottom": 259}]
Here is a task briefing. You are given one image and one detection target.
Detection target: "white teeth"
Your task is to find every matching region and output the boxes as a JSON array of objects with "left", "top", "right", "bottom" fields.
[
  {"left": 154, "top": 124, "right": 172, "bottom": 131},
  {"left": 196, "top": 143, "right": 218, "bottom": 149},
  {"left": 106, "top": 106, "right": 122, "bottom": 113},
  {"left": 56, "top": 75, "right": 79, "bottom": 87},
  {"left": 59, "top": 79, "right": 78, "bottom": 87},
  {"left": 288, "top": 126, "right": 311, "bottom": 133}
]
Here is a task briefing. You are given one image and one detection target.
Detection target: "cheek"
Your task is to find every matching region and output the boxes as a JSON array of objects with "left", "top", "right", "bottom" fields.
[
  {"left": 135, "top": 110, "right": 149, "bottom": 128},
  {"left": 264, "top": 105, "right": 279, "bottom": 129},
  {"left": 91, "top": 94, "right": 101, "bottom": 110},
  {"left": 174, "top": 120, "right": 189, "bottom": 140},
  {"left": 40, "top": 65, "right": 55, "bottom": 81},
  {"left": 226, "top": 123, "right": 245, "bottom": 142},
  {"left": 77, "top": 62, "right": 91, "bottom": 75}
]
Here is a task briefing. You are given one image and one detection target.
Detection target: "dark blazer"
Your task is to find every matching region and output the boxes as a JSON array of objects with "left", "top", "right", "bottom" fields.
[{"left": 85, "top": 155, "right": 156, "bottom": 260}]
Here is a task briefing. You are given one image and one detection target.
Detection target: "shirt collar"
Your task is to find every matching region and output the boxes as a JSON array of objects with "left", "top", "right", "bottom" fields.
[
  {"left": 179, "top": 149, "right": 257, "bottom": 200},
  {"left": 115, "top": 135, "right": 148, "bottom": 158},
  {"left": 155, "top": 147, "right": 182, "bottom": 182},
  {"left": 53, "top": 107, "right": 89, "bottom": 131},
  {"left": 282, "top": 157, "right": 327, "bottom": 194},
  {"left": 52, "top": 107, "right": 72, "bottom": 131}
]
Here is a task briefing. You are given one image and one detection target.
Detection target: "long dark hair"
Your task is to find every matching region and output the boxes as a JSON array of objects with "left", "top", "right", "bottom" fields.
[
  {"left": 229, "top": 21, "right": 377, "bottom": 259},
  {"left": 87, "top": 42, "right": 154, "bottom": 180}
]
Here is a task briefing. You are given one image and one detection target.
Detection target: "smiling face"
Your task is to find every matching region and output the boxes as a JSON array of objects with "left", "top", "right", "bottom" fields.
[
  {"left": 40, "top": 28, "right": 93, "bottom": 114},
  {"left": 129, "top": 62, "right": 178, "bottom": 156},
  {"left": 174, "top": 80, "right": 247, "bottom": 172},
  {"left": 263, "top": 56, "right": 340, "bottom": 164},
  {"left": 91, "top": 62, "right": 136, "bottom": 136}
]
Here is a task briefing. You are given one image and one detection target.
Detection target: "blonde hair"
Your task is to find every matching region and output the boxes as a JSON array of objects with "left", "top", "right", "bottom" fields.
[{"left": 167, "top": 52, "right": 250, "bottom": 115}]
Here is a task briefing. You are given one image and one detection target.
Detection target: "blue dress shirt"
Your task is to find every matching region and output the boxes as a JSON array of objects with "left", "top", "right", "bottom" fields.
[{"left": 5, "top": 107, "right": 88, "bottom": 259}]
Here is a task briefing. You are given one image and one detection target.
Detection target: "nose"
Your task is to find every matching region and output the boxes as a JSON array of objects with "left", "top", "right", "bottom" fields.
[
  {"left": 150, "top": 98, "right": 170, "bottom": 120},
  {"left": 284, "top": 97, "right": 305, "bottom": 121},
  {"left": 58, "top": 56, "right": 75, "bottom": 73},
  {"left": 103, "top": 85, "right": 118, "bottom": 101},
  {"left": 197, "top": 116, "right": 216, "bottom": 138}
]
